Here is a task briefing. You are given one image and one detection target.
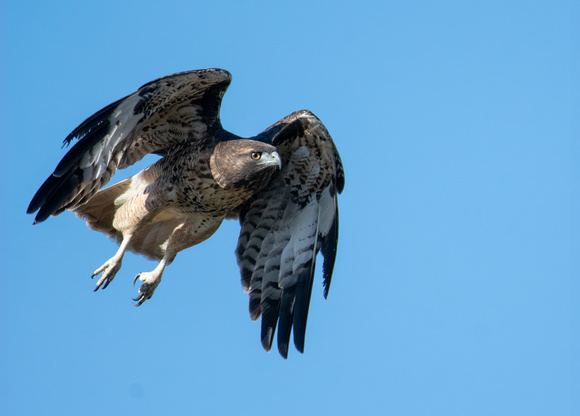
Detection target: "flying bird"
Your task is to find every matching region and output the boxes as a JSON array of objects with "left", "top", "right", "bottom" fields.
[{"left": 27, "top": 68, "right": 344, "bottom": 358}]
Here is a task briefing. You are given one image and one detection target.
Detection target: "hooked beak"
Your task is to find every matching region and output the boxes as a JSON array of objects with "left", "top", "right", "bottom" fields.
[{"left": 262, "top": 151, "right": 282, "bottom": 169}]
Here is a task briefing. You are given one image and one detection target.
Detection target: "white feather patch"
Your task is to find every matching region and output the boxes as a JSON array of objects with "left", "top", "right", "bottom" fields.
[
  {"left": 279, "top": 199, "right": 318, "bottom": 289},
  {"left": 79, "top": 94, "right": 143, "bottom": 182}
]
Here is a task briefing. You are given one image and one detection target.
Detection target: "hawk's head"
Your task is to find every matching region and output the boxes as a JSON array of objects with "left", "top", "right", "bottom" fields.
[{"left": 210, "top": 139, "right": 281, "bottom": 191}]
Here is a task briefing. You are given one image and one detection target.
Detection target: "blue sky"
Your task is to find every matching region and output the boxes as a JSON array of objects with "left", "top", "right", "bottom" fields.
[{"left": 2, "top": 0, "right": 577, "bottom": 415}]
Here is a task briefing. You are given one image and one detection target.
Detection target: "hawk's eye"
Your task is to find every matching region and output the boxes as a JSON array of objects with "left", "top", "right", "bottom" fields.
[{"left": 251, "top": 152, "right": 262, "bottom": 160}]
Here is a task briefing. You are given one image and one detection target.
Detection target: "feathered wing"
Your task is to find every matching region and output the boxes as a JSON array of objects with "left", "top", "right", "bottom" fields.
[
  {"left": 27, "top": 68, "right": 232, "bottom": 224},
  {"left": 236, "top": 110, "right": 345, "bottom": 358}
]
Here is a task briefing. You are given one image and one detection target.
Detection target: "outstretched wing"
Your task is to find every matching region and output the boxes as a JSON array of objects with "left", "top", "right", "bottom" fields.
[
  {"left": 236, "top": 110, "right": 345, "bottom": 358},
  {"left": 27, "top": 68, "right": 232, "bottom": 224}
]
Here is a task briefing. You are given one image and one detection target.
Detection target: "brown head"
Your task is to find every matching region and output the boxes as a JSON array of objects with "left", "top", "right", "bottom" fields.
[{"left": 210, "top": 139, "right": 282, "bottom": 191}]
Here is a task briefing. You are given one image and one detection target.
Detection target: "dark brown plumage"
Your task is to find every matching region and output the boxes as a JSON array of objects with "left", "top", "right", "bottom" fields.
[{"left": 27, "top": 68, "right": 344, "bottom": 358}]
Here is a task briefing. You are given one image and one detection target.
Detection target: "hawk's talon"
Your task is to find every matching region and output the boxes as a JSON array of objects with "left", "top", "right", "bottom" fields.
[
  {"left": 132, "top": 289, "right": 151, "bottom": 306},
  {"left": 91, "top": 256, "right": 123, "bottom": 291},
  {"left": 131, "top": 272, "right": 160, "bottom": 306},
  {"left": 132, "top": 295, "right": 146, "bottom": 307}
]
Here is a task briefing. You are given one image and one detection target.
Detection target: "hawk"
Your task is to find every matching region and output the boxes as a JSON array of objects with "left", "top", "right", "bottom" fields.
[{"left": 27, "top": 68, "right": 344, "bottom": 358}]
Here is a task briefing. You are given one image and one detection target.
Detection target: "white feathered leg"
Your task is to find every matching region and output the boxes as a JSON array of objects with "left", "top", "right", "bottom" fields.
[
  {"left": 91, "top": 181, "right": 167, "bottom": 292},
  {"left": 132, "top": 215, "right": 223, "bottom": 305},
  {"left": 92, "top": 234, "right": 134, "bottom": 290}
]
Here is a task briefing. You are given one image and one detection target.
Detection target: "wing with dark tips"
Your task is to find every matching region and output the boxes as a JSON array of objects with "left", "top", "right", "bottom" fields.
[
  {"left": 236, "top": 110, "right": 344, "bottom": 358},
  {"left": 27, "top": 68, "right": 232, "bottom": 224}
]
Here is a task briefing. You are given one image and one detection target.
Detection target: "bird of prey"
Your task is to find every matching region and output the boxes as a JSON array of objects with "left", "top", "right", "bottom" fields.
[{"left": 27, "top": 68, "right": 344, "bottom": 358}]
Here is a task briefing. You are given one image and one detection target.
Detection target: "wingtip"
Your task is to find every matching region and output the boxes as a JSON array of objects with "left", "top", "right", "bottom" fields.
[
  {"left": 30, "top": 214, "right": 42, "bottom": 226},
  {"left": 293, "top": 333, "right": 306, "bottom": 355},
  {"left": 277, "top": 344, "right": 289, "bottom": 359},
  {"left": 261, "top": 328, "right": 275, "bottom": 353},
  {"left": 261, "top": 339, "right": 290, "bottom": 359}
]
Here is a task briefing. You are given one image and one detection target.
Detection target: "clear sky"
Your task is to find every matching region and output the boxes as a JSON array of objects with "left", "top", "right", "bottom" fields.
[{"left": 2, "top": 1, "right": 577, "bottom": 415}]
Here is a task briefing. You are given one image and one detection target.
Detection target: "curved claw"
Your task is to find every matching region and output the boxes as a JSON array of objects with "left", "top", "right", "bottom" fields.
[
  {"left": 132, "top": 290, "right": 151, "bottom": 307},
  {"left": 131, "top": 268, "right": 162, "bottom": 307},
  {"left": 132, "top": 296, "right": 145, "bottom": 307},
  {"left": 92, "top": 275, "right": 112, "bottom": 292},
  {"left": 132, "top": 274, "right": 149, "bottom": 306},
  {"left": 91, "top": 256, "right": 122, "bottom": 292}
]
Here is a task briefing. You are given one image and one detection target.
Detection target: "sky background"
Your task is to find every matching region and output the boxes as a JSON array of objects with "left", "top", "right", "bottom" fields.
[{"left": 2, "top": 1, "right": 577, "bottom": 415}]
